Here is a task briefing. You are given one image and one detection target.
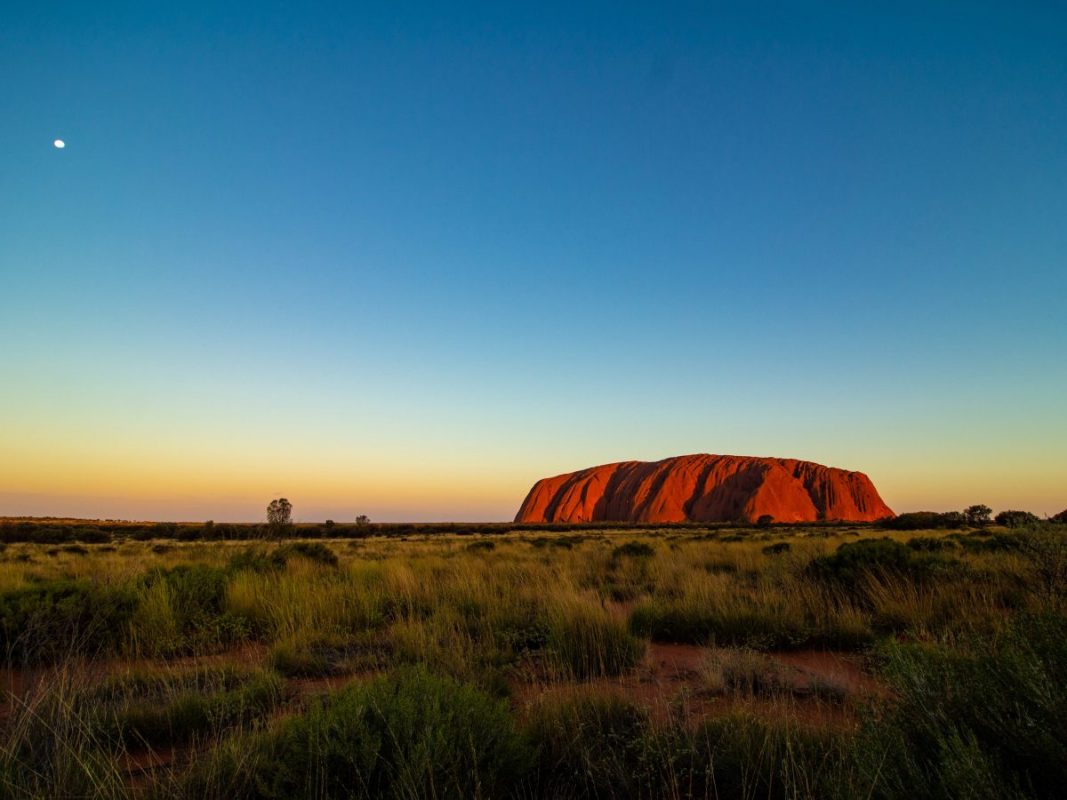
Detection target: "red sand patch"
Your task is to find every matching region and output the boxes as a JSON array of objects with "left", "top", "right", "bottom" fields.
[{"left": 513, "top": 642, "right": 884, "bottom": 728}]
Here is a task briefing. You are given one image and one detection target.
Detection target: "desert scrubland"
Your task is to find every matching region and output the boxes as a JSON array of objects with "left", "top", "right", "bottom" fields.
[{"left": 0, "top": 519, "right": 1064, "bottom": 799}]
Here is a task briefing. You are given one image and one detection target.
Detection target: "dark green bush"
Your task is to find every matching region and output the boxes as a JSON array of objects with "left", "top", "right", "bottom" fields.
[
  {"left": 857, "top": 613, "right": 1067, "bottom": 800},
  {"left": 0, "top": 580, "right": 137, "bottom": 664},
  {"left": 628, "top": 601, "right": 824, "bottom": 650},
  {"left": 694, "top": 714, "right": 855, "bottom": 799},
  {"left": 880, "top": 512, "right": 966, "bottom": 531},
  {"left": 524, "top": 693, "right": 660, "bottom": 797},
  {"left": 107, "top": 671, "right": 282, "bottom": 747},
  {"left": 612, "top": 541, "right": 655, "bottom": 559},
  {"left": 549, "top": 608, "right": 644, "bottom": 679},
  {"left": 808, "top": 538, "right": 957, "bottom": 588},
  {"left": 762, "top": 542, "right": 792, "bottom": 555},
  {"left": 202, "top": 667, "right": 532, "bottom": 799},
  {"left": 959, "top": 532, "right": 1027, "bottom": 553},
  {"left": 228, "top": 542, "right": 338, "bottom": 573},
  {"left": 906, "top": 536, "right": 956, "bottom": 552},
  {"left": 995, "top": 510, "right": 1041, "bottom": 528},
  {"left": 277, "top": 541, "right": 339, "bottom": 567},
  {"left": 141, "top": 565, "right": 248, "bottom": 654}
]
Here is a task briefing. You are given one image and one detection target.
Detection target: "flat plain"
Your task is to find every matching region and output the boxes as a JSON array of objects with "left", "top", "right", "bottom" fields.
[{"left": 0, "top": 519, "right": 1064, "bottom": 799}]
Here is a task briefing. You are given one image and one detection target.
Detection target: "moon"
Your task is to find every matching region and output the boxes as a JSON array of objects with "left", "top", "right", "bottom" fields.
[{"left": 53, "top": 139, "right": 65, "bottom": 149}]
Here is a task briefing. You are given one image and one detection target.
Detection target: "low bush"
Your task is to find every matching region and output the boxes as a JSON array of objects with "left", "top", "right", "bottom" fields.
[
  {"left": 0, "top": 580, "right": 137, "bottom": 664},
  {"left": 880, "top": 512, "right": 966, "bottom": 531},
  {"left": 524, "top": 692, "right": 660, "bottom": 797},
  {"left": 694, "top": 714, "right": 856, "bottom": 799},
  {"left": 906, "top": 536, "right": 956, "bottom": 552},
  {"left": 549, "top": 603, "right": 644, "bottom": 679},
  {"left": 808, "top": 538, "right": 959, "bottom": 588},
  {"left": 102, "top": 670, "right": 282, "bottom": 747},
  {"left": 995, "top": 510, "right": 1041, "bottom": 528},
  {"left": 762, "top": 542, "right": 792, "bottom": 555},
  {"left": 611, "top": 541, "right": 655, "bottom": 559},
  {"left": 134, "top": 565, "right": 250, "bottom": 655},
  {"left": 228, "top": 542, "right": 339, "bottom": 572},
  {"left": 857, "top": 613, "right": 1067, "bottom": 800},
  {"left": 188, "top": 667, "right": 531, "bottom": 799}
]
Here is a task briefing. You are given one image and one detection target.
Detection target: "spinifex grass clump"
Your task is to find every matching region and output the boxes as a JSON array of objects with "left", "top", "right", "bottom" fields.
[
  {"left": 806, "top": 537, "right": 960, "bottom": 587},
  {"left": 547, "top": 598, "right": 644, "bottom": 679},
  {"left": 0, "top": 579, "right": 137, "bottom": 664},
  {"left": 132, "top": 565, "right": 251, "bottom": 656},
  {"left": 84, "top": 666, "right": 283, "bottom": 748},
  {"left": 181, "top": 667, "right": 531, "bottom": 800},
  {"left": 856, "top": 612, "right": 1067, "bottom": 800},
  {"left": 0, "top": 672, "right": 128, "bottom": 799}
]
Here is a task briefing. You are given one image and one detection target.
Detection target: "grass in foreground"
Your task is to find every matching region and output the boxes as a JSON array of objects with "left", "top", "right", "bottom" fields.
[{"left": 0, "top": 522, "right": 1063, "bottom": 798}]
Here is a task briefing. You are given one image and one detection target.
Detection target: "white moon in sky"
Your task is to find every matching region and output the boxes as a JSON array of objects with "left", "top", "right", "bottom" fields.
[{"left": 53, "top": 139, "right": 65, "bottom": 149}]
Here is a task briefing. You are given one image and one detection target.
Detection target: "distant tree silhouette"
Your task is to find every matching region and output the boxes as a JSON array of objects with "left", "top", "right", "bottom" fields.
[
  {"left": 355, "top": 514, "right": 371, "bottom": 526},
  {"left": 267, "top": 498, "right": 293, "bottom": 538},
  {"left": 964, "top": 504, "right": 992, "bottom": 526},
  {"left": 995, "top": 510, "right": 1040, "bottom": 528}
]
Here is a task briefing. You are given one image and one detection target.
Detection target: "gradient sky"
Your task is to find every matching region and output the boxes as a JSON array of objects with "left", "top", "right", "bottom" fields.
[{"left": 2, "top": 2, "right": 1065, "bottom": 521}]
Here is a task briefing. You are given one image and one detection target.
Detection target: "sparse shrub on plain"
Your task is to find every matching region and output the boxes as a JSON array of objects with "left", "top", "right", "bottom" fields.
[
  {"left": 524, "top": 692, "right": 657, "bottom": 798},
  {"left": 857, "top": 613, "right": 1067, "bottom": 800},
  {"left": 0, "top": 580, "right": 137, "bottom": 664},
  {"left": 192, "top": 667, "right": 531, "bottom": 799},
  {"left": 549, "top": 601, "right": 644, "bottom": 678},
  {"left": 807, "top": 538, "right": 959, "bottom": 588},
  {"left": 612, "top": 541, "right": 655, "bottom": 559},
  {"left": 274, "top": 541, "right": 339, "bottom": 567},
  {"left": 995, "top": 509, "right": 1041, "bottom": 528}
]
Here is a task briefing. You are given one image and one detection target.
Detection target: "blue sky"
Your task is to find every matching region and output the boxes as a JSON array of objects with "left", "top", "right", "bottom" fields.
[{"left": 2, "top": 2, "right": 1065, "bottom": 520}]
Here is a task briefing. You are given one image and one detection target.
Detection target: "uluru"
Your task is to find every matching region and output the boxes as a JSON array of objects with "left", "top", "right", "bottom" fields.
[{"left": 515, "top": 454, "right": 894, "bottom": 524}]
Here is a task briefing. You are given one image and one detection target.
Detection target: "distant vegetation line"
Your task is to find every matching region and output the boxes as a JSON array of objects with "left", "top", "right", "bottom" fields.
[
  {"left": 0, "top": 518, "right": 869, "bottom": 544},
  {"left": 1, "top": 507, "right": 1065, "bottom": 544}
]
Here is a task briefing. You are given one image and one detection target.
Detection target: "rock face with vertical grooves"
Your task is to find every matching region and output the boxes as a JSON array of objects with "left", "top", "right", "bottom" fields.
[{"left": 515, "top": 454, "right": 893, "bottom": 524}]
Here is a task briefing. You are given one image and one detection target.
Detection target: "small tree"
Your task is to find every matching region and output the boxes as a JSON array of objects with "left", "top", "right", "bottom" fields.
[
  {"left": 267, "top": 498, "right": 293, "bottom": 538},
  {"left": 963, "top": 504, "right": 992, "bottom": 526},
  {"left": 355, "top": 514, "right": 370, "bottom": 526}
]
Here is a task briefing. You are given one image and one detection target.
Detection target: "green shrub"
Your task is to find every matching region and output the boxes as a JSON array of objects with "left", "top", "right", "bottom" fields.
[
  {"left": 858, "top": 613, "right": 1067, "bottom": 800},
  {"left": 0, "top": 580, "right": 137, "bottom": 664},
  {"left": 229, "top": 542, "right": 338, "bottom": 572},
  {"left": 136, "top": 565, "right": 249, "bottom": 655},
  {"left": 762, "top": 541, "right": 792, "bottom": 555},
  {"left": 995, "top": 510, "right": 1041, "bottom": 528},
  {"left": 906, "top": 536, "right": 956, "bottom": 552},
  {"left": 629, "top": 600, "right": 820, "bottom": 650},
  {"left": 694, "top": 714, "right": 855, "bottom": 799},
  {"left": 549, "top": 606, "right": 644, "bottom": 678},
  {"left": 200, "top": 667, "right": 531, "bottom": 799},
  {"left": 524, "top": 693, "right": 659, "bottom": 797},
  {"left": 880, "top": 511, "right": 966, "bottom": 530},
  {"left": 808, "top": 538, "right": 959, "bottom": 589},
  {"left": 959, "top": 532, "right": 1027, "bottom": 553},
  {"left": 276, "top": 541, "right": 339, "bottom": 567},
  {"left": 108, "top": 670, "right": 282, "bottom": 747},
  {"left": 612, "top": 541, "right": 655, "bottom": 559}
]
